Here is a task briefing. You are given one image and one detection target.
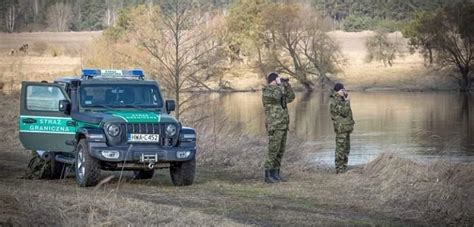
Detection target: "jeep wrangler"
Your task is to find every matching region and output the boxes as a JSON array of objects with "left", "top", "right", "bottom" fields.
[{"left": 19, "top": 69, "right": 197, "bottom": 187}]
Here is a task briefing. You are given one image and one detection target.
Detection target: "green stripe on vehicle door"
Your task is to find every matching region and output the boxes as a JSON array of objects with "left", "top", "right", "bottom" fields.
[{"left": 19, "top": 115, "right": 76, "bottom": 134}]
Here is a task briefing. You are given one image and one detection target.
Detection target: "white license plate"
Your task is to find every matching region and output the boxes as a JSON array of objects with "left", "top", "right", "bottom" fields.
[{"left": 128, "top": 134, "right": 160, "bottom": 143}]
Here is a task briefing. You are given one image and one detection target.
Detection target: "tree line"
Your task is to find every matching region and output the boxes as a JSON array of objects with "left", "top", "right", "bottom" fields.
[
  {"left": 0, "top": 0, "right": 228, "bottom": 32},
  {"left": 0, "top": 0, "right": 467, "bottom": 33}
]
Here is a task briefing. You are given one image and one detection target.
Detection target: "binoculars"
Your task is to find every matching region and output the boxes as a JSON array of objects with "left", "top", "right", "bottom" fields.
[{"left": 281, "top": 78, "right": 289, "bottom": 83}]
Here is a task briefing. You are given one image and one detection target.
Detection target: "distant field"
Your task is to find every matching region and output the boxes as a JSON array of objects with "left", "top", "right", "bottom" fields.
[
  {"left": 0, "top": 32, "right": 101, "bottom": 90},
  {"left": 328, "top": 31, "right": 454, "bottom": 90},
  {"left": 0, "top": 31, "right": 101, "bottom": 56},
  {"left": 0, "top": 30, "right": 454, "bottom": 92}
]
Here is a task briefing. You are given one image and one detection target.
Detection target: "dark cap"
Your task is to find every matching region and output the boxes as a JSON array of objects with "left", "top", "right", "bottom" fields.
[
  {"left": 334, "top": 83, "right": 344, "bottom": 92},
  {"left": 267, "top": 72, "right": 279, "bottom": 84}
]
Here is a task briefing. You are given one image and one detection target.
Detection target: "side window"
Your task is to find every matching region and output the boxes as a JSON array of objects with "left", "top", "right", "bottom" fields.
[{"left": 26, "top": 85, "right": 65, "bottom": 111}]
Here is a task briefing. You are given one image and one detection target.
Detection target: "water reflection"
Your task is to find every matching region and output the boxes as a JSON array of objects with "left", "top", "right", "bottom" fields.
[{"left": 206, "top": 92, "right": 474, "bottom": 164}]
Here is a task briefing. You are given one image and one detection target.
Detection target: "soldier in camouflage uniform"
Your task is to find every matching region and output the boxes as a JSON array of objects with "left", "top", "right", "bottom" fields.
[
  {"left": 262, "top": 72, "right": 295, "bottom": 183},
  {"left": 24, "top": 151, "right": 50, "bottom": 179},
  {"left": 329, "top": 83, "right": 355, "bottom": 174}
]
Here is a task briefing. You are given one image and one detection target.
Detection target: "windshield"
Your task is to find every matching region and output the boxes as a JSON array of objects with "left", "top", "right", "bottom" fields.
[{"left": 80, "top": 84, "right": 163, "bottom": 108}]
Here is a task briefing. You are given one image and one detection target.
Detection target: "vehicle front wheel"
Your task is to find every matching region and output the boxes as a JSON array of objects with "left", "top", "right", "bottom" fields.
[
  {"left": 170, "top": 158, "right": 195, "bottom": 186},
  {"left": 134, "top": 169, "right": 154, "bottom": 179},
  {"left": 75, "top": 139, "right": 101, "bottom": 187}
]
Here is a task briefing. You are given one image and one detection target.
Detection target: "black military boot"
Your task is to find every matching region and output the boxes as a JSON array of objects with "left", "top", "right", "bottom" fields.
[
  {"left": 275, "top": 169, "right": 285, "bottom": 182},
  {"left": 265, "top": 170, "right": 279, "bottom": 183}
]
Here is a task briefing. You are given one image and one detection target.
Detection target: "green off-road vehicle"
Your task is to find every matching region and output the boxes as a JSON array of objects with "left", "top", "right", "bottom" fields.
[{"left": 19, "top": 69, "right": 197, "bottom": 187}]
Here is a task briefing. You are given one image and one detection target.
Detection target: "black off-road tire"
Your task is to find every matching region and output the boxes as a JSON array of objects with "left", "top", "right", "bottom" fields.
[
  {"left": 75, "top": 139, "right": 101, "bottom": 187},
  {"left": 170, "top": 158, "right": 195, "bottom": 186},
  {"left": 134, "top": 169, "right": 155, "bottom": 179}
]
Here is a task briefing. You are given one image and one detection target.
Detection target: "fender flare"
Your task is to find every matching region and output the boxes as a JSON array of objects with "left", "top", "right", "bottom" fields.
[{"left": 75, "top": 127, "right": 106, "bottom": 143}]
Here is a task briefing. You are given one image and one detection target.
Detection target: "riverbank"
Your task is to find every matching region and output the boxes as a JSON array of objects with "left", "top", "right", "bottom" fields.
[
  {"left": 0, "top": 93, "right": 472, "bottom": 225},
  {"left": 0, "top": 31, "right": 458, "bottom": 93}
]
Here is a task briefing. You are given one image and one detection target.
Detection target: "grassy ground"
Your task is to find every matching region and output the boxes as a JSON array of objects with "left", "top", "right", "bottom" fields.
[{"left": 0, "top": 93, "right": 472, "bottom": 226}]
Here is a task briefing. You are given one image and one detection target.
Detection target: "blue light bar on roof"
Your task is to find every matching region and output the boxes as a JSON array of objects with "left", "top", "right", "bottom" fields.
[
  {"left": 81, "top": 69, "right": 144, "bottom": 79},
  {"left": 82, "top": 69, "right": 100, "bottom": 76}
]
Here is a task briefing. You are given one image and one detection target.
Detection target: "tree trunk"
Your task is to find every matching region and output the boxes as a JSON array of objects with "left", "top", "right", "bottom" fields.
[
  {"left": 175, "top": 90, "right": 180, "bottom": 120},
  {"left": 459, "top": 71, "right": 472, "bottom": 92},
  {"left": 301, "top": 82, "right": 313, "bottom": 92},
  {"left": 428, "top": 48, "right": 433, "bottom": 64},
  {"left": 318, "top": 72, "right": 334, "bottom": 89},
  {"left": 6, "top": 5, "right": 16, "bottom": 33}
]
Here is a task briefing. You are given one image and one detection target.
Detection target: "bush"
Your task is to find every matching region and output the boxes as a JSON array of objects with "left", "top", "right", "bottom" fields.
[
  {"left": 373, "top": 19, "right": 404, "bottom": 33},
  {"left": 365, "top": 31, "right": 402, "bottom": 67},
  {"left": 49, "top": 46, "right": 62, "bottom": 57},
  {"left": 343, "top": 15, "right": 374, "bottom": 32},
  {"left": 344, "top": 15, "right": 403, "bottom": 33},
  {"left": 32, "top": 41, "right": 48, "bottom": 55}
]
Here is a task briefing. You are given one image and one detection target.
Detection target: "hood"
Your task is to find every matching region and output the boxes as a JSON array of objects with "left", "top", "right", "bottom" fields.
[
  {"left": 72, "top": 110, "right": 177, "bottom": 125},
  {"left": 104, "top": 111, "right": 177, "bottom": 123}
]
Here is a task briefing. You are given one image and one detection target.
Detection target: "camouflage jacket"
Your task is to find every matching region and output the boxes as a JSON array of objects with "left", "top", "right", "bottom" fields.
[
  {"left": 329, "top": 90, "right": 355, "bottom": 134},
  {"left": 262, "top": 83, "right": 295, "bottom": 132}
]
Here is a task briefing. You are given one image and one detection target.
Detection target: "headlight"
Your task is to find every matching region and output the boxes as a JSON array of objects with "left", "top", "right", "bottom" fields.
[
  {"left": 165, "top": 124, "right": 177, "bottom": 137},
  {"left": 107, "top": 124, "right": 121, "bottom": 137}
]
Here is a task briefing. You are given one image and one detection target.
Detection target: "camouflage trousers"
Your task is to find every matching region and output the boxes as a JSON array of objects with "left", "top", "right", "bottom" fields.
[
  {"left": 24, "top": 151, "right": 49, "bottom": 179},
  {"left": 265, "top": 129, "right": 287, "bottom": 170},
  {"left": 335, "top": 133, "right": 350, "bottom": 173}
]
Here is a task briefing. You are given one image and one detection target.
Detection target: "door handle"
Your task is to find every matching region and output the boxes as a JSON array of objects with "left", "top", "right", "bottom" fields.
[
  {"left": 66, "top": 121, "right": 76, "bottom": 127},
  {"left": 22, "top": 118, "right": 37, "bottom": 124}
]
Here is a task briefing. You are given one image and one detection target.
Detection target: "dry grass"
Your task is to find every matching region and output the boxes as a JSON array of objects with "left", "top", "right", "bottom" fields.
[
  {"left": 0, "top": 87, "right": 473, "bottom": 225},
  {"left": 196, "top": 123, "right": 314, "bottom": 179},
  {"left": 0, "top": 181, "right": 245, "bottom": 226},
  {"left": 0, "top": 31, "right": 101, "bottom": 56},
  {"left": 327, "top": 31, "right": 455, "bottom": 90},
  {"left": 0, "top": 32, "right": 101, "bottom": 91},
  {"left": 359, "top": 153, "right": 474, "bottom": 224}
]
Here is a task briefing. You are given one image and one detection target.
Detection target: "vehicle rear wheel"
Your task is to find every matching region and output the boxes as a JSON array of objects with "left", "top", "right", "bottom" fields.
[
  {"left": 170, "top": 158, "right": 195, "bottom": 186},
  {"left": 75, "top": 139, "right": 101, "bottom": 187},
  {"left": 134, "top": 169, "right": 155, "bottom": 179}
]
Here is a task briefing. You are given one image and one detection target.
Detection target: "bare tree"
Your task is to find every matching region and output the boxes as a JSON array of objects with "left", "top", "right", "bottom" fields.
[
  {"left": 33, "top": 0, "right": 39, "bottom": 15},
  {"left": 47, "top": 2, "right": 73, "bottom": 32},
  {"left": 104, "top": 0, "right": 124, "bottom": 27},
  {"left": 365, "top": 31, "right": 403, "bottom": 67},
  {"left": 261, "top": 3, "right": 342, "bottom": 92},
  {"left": 128, "top": 1, "right": 218, "bottom": 120},
  {"left": 5, "top": 3, "right": 16, "bottom": 33},
  {"left": 301, "top": 30, "right": 343, "bottom": 88}
]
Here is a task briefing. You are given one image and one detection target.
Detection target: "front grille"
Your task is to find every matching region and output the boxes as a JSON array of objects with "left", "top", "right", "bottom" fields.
[
  {"left": 123, "top": 123, "right": 160, "bottom": 134},
  {"left": 116, "top": 122, "right": 179, "bottom": 146}
]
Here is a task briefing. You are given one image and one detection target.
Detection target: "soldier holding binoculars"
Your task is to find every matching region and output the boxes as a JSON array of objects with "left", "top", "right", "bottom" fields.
[{"left": 262, "top": 72, "right": 295, "bottom": 183}]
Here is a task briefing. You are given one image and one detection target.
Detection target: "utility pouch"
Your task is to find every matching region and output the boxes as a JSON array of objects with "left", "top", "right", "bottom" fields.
[
  {"left": 281, "top": 86, "right": 287, "bottom": 109},
  {"left": 281, "top": 96, "right": 287, "bottom": 109}
]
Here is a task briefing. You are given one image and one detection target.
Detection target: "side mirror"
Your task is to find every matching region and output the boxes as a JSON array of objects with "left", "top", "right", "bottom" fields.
[
  {"left": 166, "top": 100, "right": 175, "bottom": 114},
  {"left": 59, "top": 100, "right": 71, "bottom": 115}
]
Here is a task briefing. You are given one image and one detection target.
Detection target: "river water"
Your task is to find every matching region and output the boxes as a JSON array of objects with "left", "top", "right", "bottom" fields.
[{"left": 205, "top": 91, "right": 474, "bottom": 166}]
